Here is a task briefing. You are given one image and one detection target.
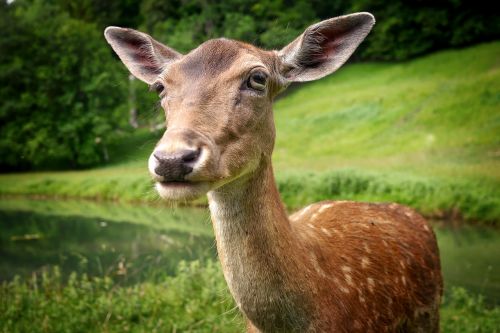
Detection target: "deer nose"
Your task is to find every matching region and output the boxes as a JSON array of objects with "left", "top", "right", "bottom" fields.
[{"left": 153, "top": 149, "right": 200, "bottom": 181}]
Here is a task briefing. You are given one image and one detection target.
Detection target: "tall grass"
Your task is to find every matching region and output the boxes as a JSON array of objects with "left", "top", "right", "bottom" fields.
[
  {"left": 1, "top": 261, "right": 498, "bottom": 333},
  {"left": 0, "top": 261, "right": 244, "bottom": 333},
  {"left": 277, "top": 169, "right": 500, "bottom": 223}
]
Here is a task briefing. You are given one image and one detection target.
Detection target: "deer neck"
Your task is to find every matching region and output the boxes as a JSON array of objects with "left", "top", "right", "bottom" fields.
[{"left": 207, "top": 158, "right": 315, "bottom": 330}]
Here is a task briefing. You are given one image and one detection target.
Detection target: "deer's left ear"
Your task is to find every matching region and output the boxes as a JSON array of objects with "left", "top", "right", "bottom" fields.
[{"left": 278, "top": 12, "right": 375, "bottom": 82}]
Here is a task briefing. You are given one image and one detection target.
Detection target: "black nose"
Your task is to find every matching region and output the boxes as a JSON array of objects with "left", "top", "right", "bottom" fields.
[{"left": 153, "top": 149, "right": 200, "bottom": 181}]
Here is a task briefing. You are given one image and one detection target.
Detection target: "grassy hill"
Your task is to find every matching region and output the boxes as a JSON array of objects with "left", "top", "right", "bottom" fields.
[
  {"left": 1, "top": 42, "right": 499, "bottom": 222},
  {"left": 273, "top": 42, "right": 499, "bottom": 180}
]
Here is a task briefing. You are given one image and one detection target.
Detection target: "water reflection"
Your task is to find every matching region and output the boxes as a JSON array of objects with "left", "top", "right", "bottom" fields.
[
  {"left": 0, "top": 200, "right": 215, "bottom": 284},
  {"left": 0, "top": 199, "right": 498, "bottom": 305}
]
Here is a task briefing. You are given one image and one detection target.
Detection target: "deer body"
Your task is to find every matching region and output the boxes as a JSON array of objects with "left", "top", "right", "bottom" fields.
[
  {"left": 105, "top": 12, "right": 443, "bottom": 332},
  {"left": 210, "top": 160, "right": 441, "bottom": 332}
]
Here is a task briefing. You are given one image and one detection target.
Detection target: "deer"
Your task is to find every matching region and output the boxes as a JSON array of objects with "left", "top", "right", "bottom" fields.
[{"left": 104, "top": 12, "right": 443, "bottom": 333}]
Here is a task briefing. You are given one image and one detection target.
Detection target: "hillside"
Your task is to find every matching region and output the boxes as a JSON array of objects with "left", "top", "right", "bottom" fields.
[
  {"left": 273, "top": 42, "right": 499, "bottom": 181},
  {"left": 1, "top": 42, "right": 499, "bottom": 222}
]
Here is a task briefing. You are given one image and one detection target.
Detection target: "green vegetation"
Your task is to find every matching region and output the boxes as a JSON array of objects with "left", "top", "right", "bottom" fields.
[
  {"left": 0, "top": 1, "right": 128, "bottom": 169},
  {"left": 1, "top": 0, "right": 498, "bottom": 169},
  {"left": 277, "top": 170, "right": 499, "bottom": 223},
  {"left": 441, "top": 287, "right": 500, "bottom": 332},
  {"left": 0, "top": 261, "right": 245, "bottom": 333},
  {"left": 141, "top": 0, "right": 499, "bottom": 60},
  {"left": 1, "top": 42, "right": 499, "bottom": 223},
  {"left": 1, "top": 261, "right": 498, "bottom": 333}
]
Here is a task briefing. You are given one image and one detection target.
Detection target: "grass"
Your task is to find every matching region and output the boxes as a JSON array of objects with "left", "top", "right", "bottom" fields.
[
  {"left": 0, "top": 42, "right": 499, "bottom": 223},
  {"left": 273, "top": 42, "right": 500, "bottom": 181},
  {"left": 0, "top": 261, "right": 245, "bottom": 333},
  {"left": 1, "top": 261, "right": 498, "bottom": 333}
]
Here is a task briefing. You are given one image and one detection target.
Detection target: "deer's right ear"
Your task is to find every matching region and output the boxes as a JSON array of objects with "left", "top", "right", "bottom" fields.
[{"left": 104, "top": 27, "right": 182, "bottom": 84}]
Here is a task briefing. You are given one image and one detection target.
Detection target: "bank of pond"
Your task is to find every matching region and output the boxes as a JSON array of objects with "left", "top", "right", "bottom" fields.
[{"left": 0, "top": 199, "right": 498, "bottom": 332}]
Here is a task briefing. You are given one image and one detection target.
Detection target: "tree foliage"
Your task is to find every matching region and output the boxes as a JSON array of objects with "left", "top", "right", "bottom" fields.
[
  {"left": 139, "top": 0, "right": 499, "bottom": 60},
  {"left": 0, "top": 0, "right": 498, "bottom": 170},
  {"left": 0, "top": 0, "right": 128, "bottom": 169}
]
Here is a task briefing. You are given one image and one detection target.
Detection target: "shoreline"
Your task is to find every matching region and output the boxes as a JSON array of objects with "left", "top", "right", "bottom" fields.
[{"left": 1, "top": 191, "right": 497, "bottom": 227}]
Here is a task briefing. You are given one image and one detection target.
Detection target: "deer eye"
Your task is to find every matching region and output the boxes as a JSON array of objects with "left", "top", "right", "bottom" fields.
[
  {"left": 150, "top": 82, "right": 165, "bottom": 96},
  {"left": 247, "top": 71, "right": 267, "bottom": 91}
]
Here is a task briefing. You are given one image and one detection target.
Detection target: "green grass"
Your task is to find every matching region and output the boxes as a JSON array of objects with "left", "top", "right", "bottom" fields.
[
  {"left": 1, "top": 261, "right": 498, "bottom": 333},
  {"left": 273, "top": 42, "right": 500, "bottom": 181},
  {"left": 0, "top": 261, "right": 245, "bottom": 333},
  {"left": 1, "top": 42, "right": 499, "bottom": 222}
]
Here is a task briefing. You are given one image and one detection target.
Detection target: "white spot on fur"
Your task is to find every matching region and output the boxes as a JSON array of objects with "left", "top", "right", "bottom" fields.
[
  {"left": 345, "top": 274, "right": 354, "bottom": 286},
  {"left": 367, "top": 277, "right": 375, "bottom": 292},
  {"left": 310, "top": 253, "right": 327, "bottom": 277},
  {"left": 423, "top": 225, "right": 430, "bottom": 231},
  {"left": 308, "top": 223, "right": 315, "bottom": 229},
  {"left": 402, "top": 276, "right": 407, "bottom": 286},
  {"left": 321, "top": 227, "right": 332, "bottom": 237},
  {"left": 361, "top": 257, "right": 370, "bottom": 269},
  {"left": 399, "top": 260, "right": 405, "bottom": 268},
  {"left": 302, "top": 204, "right": 314, "bottom": 214},
  {"left": 340, "top": 286, "right": 350, "bottom": 294},
  {"left": 363, "top": 242, "right": 371, "bottom": 253},
  {"left": 292, "top": 204, "right": 314, "bottom": 220},
  {"left": 318, "top": 203, "right": 334, "bottom": 213},
  {"left": 342, "top": 266, "right": 352, "bottom": 273}
]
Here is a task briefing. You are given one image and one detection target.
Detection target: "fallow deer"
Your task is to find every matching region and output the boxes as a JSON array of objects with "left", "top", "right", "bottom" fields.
[{"left": 105, "top": 12, "right": 443, "bottom": 332}]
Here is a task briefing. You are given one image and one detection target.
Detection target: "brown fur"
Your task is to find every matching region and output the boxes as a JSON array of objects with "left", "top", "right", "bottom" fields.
[{"left": 104, "top": 12, "right": 443, "bottom": 332}]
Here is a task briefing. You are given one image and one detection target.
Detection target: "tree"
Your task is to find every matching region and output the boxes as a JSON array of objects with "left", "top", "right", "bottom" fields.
[{"left": 0, "top": 0, "right": 128, "bottom": 169}]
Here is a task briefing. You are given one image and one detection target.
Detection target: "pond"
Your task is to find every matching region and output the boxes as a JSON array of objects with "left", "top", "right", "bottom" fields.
[{"left": 0, "top": 198, "right": 499, "bottom": 306}]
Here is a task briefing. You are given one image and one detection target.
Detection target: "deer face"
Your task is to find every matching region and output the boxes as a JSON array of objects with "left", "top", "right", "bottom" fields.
[
  {"left": 148, "top": 40, "right": 280, "bottom": 200},
  {"left": 104, "top": 13, "right": 375, "bottom": 201}
]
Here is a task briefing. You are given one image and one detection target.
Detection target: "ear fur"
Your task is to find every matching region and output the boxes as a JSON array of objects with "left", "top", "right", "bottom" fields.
[
  {"left": 104, "top": 27, "right": 182, "bottom": 84},
  {"left": 278, "top": 12, "right": 375, "bottom": 82}
]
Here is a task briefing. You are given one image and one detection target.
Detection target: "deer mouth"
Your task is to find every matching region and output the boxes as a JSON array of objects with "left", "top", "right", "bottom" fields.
[
  {"left": 155, "top": 180, "right": 211, "bottom": 201},
  {"left": 159, "top": 180, "right": 193, "bottom": 186}
]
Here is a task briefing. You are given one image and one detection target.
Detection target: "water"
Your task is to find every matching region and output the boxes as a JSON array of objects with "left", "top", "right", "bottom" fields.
[
  {"left": 0, "top": 199, "right": 215, "bottom": 284},
  {"left": 0, "top": 199, "right": 499, "bottom": 305}
]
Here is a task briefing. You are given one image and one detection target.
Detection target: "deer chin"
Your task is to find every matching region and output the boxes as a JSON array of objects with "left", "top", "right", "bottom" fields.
[{"left": 155, "top": 181, "right": 212, "bottom": 201}]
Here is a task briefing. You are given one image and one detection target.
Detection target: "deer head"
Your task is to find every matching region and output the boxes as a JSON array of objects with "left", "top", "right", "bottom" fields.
[{"left": 104, "top": 13, "right": 375, "bottom": 201}]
